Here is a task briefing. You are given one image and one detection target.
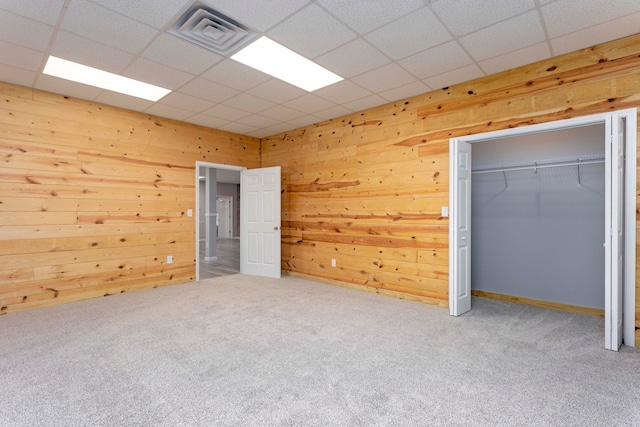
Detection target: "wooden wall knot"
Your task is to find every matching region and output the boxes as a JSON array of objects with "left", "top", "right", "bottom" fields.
[{"left": 352, "top": 120, "right": 383, "bottom": 128}]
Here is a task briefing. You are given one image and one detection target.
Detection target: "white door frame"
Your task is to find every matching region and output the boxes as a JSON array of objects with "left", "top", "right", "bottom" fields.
[
  {"left": 449, "top": 109, "right": 637, "bottom": 349},
  {"left": 195, "top": 161, "right": 246, "bottom": 281}
]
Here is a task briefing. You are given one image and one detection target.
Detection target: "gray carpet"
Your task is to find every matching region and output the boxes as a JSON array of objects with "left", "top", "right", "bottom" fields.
[{"left": 1, "top": 275, "right": 639, "bottom": 426}]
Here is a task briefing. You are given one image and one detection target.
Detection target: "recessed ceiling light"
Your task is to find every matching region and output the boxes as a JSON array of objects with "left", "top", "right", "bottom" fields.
[
  {"left": 230, "top": 37, "right": 343, "bottom": 92},
  {"left": 43, "top": 56, "right": 171, "bottom": 102}
]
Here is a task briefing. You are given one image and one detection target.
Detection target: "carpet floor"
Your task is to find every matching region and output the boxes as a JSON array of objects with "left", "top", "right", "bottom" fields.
[{"left": 1, "top": 275, "right": 639, "bottom": 426}]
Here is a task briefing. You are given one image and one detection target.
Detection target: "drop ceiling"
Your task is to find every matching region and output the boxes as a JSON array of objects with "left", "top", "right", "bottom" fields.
[{"left": 1, "top": 0, "right": 638, "bottom": 138}]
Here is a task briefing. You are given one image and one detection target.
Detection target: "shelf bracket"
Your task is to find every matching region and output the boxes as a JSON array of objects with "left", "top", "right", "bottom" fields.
[{"left": 577, "top": 157, "right": 582, "bottom": 186}]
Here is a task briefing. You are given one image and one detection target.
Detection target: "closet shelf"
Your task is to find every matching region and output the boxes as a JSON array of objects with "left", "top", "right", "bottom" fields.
[
  {"left": 471, "top": 155, "right": 605, "bottom": 175},
  {"left": 472, "top": 154, "right": 605, "bottom": 189}
]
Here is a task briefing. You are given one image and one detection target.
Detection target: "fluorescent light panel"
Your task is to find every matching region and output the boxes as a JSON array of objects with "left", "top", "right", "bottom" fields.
[
  {"left": 231, "top": 37, "right": 342, "bottom": 92},
  {"left": 43, "top": 56, "right": 171, "bottom": 102}
]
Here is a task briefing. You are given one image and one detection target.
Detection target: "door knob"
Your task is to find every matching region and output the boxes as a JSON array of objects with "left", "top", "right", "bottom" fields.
[{"left": 274, "top": 226, "right": 279, "bottom": 231}]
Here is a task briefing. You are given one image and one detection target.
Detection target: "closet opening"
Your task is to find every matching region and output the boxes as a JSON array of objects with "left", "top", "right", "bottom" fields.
[
  {"left": 471, "top": 125, "right": 605, "bottom": 314},
  {"left": 449, "top": 109, "right": 637, "bottom": 351}
]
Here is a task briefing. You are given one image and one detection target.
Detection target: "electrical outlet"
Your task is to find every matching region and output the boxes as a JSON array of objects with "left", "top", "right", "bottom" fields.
[
  {"left": 441, "top": 206, "right": 449, "bottom": 217},
  {"left": 187, "top": 209, "right": 193, "bottom": 217},
  {"left": 167, "top": 255, "right": 173, "bottom": 264},
  {"left": 331, "top": 259, "right": 336, "bottom": 268}
]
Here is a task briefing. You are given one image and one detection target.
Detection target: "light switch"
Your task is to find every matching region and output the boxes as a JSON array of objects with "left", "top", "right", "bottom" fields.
[
  {"left": 187, "top": 209, "right": 193, "bottom": 217},
  {"left": 441, "top": 206, "right": 449, "bottom": 217}
]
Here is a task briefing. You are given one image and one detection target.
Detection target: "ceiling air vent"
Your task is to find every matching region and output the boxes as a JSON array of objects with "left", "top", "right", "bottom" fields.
[{"left": 169, "top": 3, "right": 257, "bottom": 56}]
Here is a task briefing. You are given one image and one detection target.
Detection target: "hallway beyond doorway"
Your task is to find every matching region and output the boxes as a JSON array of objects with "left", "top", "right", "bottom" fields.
[{"left": 199, "top": 238, "right": 240, "bottom": 280}]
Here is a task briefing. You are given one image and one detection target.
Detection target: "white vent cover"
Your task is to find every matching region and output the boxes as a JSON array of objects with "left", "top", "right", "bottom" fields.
[{"left": 169, "top": 3, "right": 257, "bottom": 56}]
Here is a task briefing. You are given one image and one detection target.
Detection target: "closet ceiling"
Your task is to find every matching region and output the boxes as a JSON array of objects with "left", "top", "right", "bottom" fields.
[{"left": 1, "top": 0, "right": 638, "bottom": 138}]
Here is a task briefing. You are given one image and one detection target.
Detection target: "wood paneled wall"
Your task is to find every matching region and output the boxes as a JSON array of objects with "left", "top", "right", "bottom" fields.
[
  {"left": 0, "top": 83, "right": 260, "bottom": 313},
  {"left": 261, "top": 34, "right": 640, "bottom": 345}
]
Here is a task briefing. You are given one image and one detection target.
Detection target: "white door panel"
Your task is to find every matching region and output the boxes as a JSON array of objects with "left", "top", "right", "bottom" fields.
[
  {"left": 450, "top": 139, "right": 472, "bottom": 316},
  {"left": 241, "top": 166, "right": 281, "bottom": 278},
  {"left": 605, "top": 115, "right": 624, "bottom": 351}
]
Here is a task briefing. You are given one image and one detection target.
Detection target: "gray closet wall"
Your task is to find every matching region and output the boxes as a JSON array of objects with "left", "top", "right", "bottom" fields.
[{"left": 471, "top": 125, "right": 606, "bottom": 309}]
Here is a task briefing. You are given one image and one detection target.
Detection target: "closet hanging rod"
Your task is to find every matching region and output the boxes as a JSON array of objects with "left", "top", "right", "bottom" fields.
[{"left": 471, "top": 156, "right": 605, "bottom": 175}]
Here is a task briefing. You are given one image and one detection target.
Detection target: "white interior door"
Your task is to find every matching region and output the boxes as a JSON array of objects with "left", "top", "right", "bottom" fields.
[
  {"left": 605, "top": 115, "right": 624, "bottom": 351},
  {"left": 449, "top": 139, "right": 472, "bottom": 316},
  {"left": 216, "top": 196, "right": 232, "bottom": 239},
  {"left": 241, "top": 166, "right": 281, "bottom": 278}
]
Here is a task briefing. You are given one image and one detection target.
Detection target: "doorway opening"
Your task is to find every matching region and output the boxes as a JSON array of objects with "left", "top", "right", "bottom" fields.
[
  {"left": 471, "top": 125, "right": 606, "bottom": 311},
  {"left": 195, "top": 163, "right": 282, "bottom": 281},
  {"left": 196, "top": 162, "right": 244, "bottom": 281},
  {"left": 449, "top": 109, "right": 637, "bottom": 350}
]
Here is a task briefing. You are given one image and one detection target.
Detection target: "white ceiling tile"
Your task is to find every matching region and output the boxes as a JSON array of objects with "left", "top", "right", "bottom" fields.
[
  {"left": 179, "top": 77, "right": 239, "bottom": 103},
  {"left": 365, "top": 7, "right": 452, "bottom": 60},
  {"left": 158, "top": 92, "right": 215, "bottom": 113},
  {"left": 399, "top": 41, "right": 474, "bottom": 80},
  {"left": 479, "top": 42, "right": 551, "bottom": 75},
  {"left": 268, "top": 4, "right": 356, "bottom": 58},
  {"left": 313, "top": 80, "right": 372, "bottom": 104},
  {"left": 542, "top": 0, "right": 640, "bottom": 38},
  {"left": 218, "top": 122, "right": 259, "bottom": 135},
  {"left": 123, "top": 59, "right": 194, "bottom": 90},
  {"left": 258, "top": 105, "right": 307, "bottom": 122},
  {"left": 245, "top": 79, "right": 307, "bottom": 104},
  {"left": 51, "top": 31, "right": 134, "bottom": 74},
  {"left": 379, "top": 81, "right": 430, "bottom": 102},
  {"left": 550, "top": 12, "right": 640, "bottom": 56},
  {"left": 35, "top": 74, "right": 103, "bottom": 101},
  {"left": 89, "top": 0, "right": 193, "bottom": 29},
  {"left": 352, "top": 63, "right": 418, "bottom": 92},
  {"left": 202, "top": 0, "right": 311, "bottom": 32},
  {"left": 95, "top": 91, "right": 154, "bottom": 112},
  {"left": 246, "top": 129, "right": 273, "bottom": 138},
  {"left": 0, "top": 0, "right": 66, "bottom": 26},
  {"left": 318, "top": 0, "right": 424, "bottom": 34},
  {"left": 224, "top": 93, "right": 276, "bottom": 114},
  {"left": 60, "top": 0, "right": 158, "bottom": 54},
  {"left": 286, "top": 114, "right": 321, "bottom": 128},
  {"left": 184, "top": 113, "right": 230, "bottom": 129},
  {"left": 200, "top": 60, "right": 270, "bottom": 91},
  {"left": 143, "top": 33, "right": 223, "bottom": 75},
  {"left": 422, "top": 64, "right": 485, "bottom": 90},
  {"left": 313, "top": 105, "right": 354, "bottom": 121},
  {"left": 284, "top": 94, "right": 336, "bottom": 114},
  {"left": 0, "top": 63, "right": 37, "bottom": 87},
  {"left": 460, "top": 11, "right": 545, "bottom": 61},
  {"left": 266, "top": 122, "right": 297, "bottom": 134},
  {"left": 315, "top": 38, "right": 389, "bottom": 79},
  {"left": 0, "top": 41, "right": 44, "bottom": 71},
  {"left": 202, "top": 104, "right": 252, "bottom": 121},
  {"left": 235, "top": 115, "right": 281, "bottom": 128},
  {"left": 145, "top": 103, "right": 194, "bottom": 122},
  {"left": 342, "top": 95, "right": 387, "bottom": 113},
  {"left": 431, "top": 0, "right": 536, "bottom": 37},
  {"left": 0, "top": 9, "right": 54, "bottom": 51}
]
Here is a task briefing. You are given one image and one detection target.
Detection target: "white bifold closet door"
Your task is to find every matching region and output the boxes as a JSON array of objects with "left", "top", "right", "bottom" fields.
[{"left": 605, "top": 115, "right": 624, "bottom": 351}]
